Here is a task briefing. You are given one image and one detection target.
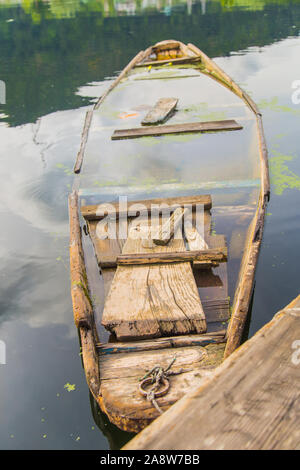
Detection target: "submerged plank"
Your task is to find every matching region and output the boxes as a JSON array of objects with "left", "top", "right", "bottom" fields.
[
  {"left": 97, "top": 330, "right": 226, "bottom": 355},
  {"left": 102, "top": 223, "right": 207, "bottom": 340},
  {"left": 184, "top": 226, "right": 209, "bottom": 251},
  {"left": 142, "top": 97, "right": 178, "bottom": 125},
  {"left": 112, "top": 120, "right": 242, "bottom": 140},
  {"left": 116, "top": 248, "right": 227, "bottom": 266},
  {"left": 81, "top": 194, "right": 212, "bottom": 220},
  {"left": 124, "top": 297, "right": 300, "bottom": 449},
  {"left": 153, "top": 207, "right": 186, "bottom": 246}
]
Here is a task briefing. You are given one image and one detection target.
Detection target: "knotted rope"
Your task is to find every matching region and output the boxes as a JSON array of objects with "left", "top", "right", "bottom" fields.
[{"left": 139, "top": 356, "right": 191, "bottom": 414}]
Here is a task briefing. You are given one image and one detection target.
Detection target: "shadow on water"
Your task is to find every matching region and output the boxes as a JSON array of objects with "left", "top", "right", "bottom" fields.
[{"left": 90, "top": 393, "right": 135, "bottom": 450}]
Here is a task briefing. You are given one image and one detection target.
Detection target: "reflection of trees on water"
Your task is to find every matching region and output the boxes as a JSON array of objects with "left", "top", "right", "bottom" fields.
[
  {"left": 0, "top": 0, "right": 299, "bottom": 126},
  {"left": 0, "top": 0, "right": 298, "bottom": 19}
]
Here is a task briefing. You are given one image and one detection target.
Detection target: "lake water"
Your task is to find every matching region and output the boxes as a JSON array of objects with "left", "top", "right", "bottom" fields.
[{"left": 0, "top": 0, "right": 300, "bottom": 450}]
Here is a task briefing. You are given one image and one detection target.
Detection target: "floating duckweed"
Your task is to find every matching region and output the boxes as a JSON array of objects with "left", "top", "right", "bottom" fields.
[
  {"left": 258, "top": 97, "right": 300, "bottom": 115},
  {"left": 55, "top": 163, "right": 73, "bottom": 176},
  {"left": 269, "top": 151, "right": 300, "bottom": 195},
  {"left": 64, "top": 382, "right": 76, "bottom": 392}
]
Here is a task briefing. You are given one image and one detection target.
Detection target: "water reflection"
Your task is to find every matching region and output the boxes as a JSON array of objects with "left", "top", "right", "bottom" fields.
[
  {"left": 0, "top": 0, "right": 299, "bottom": 126},
  {"left": 0, "top": 0, "right": 300, "bottom": 451}
]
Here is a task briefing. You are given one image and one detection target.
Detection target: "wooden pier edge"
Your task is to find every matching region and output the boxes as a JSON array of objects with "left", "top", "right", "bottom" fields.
[
  {"left": 123, "top": 295, "right": 300, "bottom": 450},
  {"left": 68, "top": 190, "right": 100, "bottom": 398}
]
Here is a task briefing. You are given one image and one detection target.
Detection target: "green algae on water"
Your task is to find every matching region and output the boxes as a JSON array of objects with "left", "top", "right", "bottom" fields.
[
  {"left": 269, "top": 150, "right": 300, "bottom": 195},
  {"left": 64, "top": 382, "right": 76, "bottom": 392},
  {"left": 258, "top": 97, "right": 300, "bottom": 116}
]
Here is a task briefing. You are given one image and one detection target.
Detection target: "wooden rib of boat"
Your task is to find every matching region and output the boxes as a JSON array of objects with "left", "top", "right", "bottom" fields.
[{"left": 69, "top": 40, "right": 269, "bottom": 433}]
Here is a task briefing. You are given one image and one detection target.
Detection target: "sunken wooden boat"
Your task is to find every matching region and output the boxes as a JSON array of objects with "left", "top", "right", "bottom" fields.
[{"left": 69, "top": 40, "right": 270, "bottom": 433}]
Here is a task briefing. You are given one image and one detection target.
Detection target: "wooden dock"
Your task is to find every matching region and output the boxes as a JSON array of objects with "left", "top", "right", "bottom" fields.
[{"left": 124, "top": 295, "right": 300, "bottom": 450}]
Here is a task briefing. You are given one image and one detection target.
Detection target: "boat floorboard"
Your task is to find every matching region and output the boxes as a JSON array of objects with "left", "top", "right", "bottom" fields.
[
  {"left": 101, "top": 221, "right": 207, "bottom": 340},
  {"left": 98, "top": 342, "right": 226, "bottom": 433}
]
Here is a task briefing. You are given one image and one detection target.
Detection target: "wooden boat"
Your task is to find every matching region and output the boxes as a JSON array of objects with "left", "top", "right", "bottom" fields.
[{"left": 69, "top": 40, "right": 269, "bottom": 433}]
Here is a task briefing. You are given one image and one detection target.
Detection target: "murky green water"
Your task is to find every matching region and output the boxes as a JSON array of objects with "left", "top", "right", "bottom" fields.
[{"left": 0, "top": 0, "right": 300, "bottom": 450}]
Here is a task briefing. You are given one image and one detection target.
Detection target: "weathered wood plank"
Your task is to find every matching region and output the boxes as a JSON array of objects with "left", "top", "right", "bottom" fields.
[
  {"left": 87, "top": 219, "right": 126, "bottom": 267},
  {"left": 135, "top": 56, "right": 201, "bottom": 68},
  {"left": 184, "top": 226, "right": 208, "bottom": 251},
  {"left": 124, "top": 297, "right": 300, "bottom": 450},
  {"left": 101, "top": 222, "right": 207, "bottom": 340},
  {"left": 81, "top": 195, "right": 212, "bottom": 220},
  {"left": 111, "top": 120, "right": 242, "bottom": 140},
  {"left": 98, "top": 343, "right": 225, "bottom": 432},
  {"left": 142, "top": 98, "right": 178, "bottom": 125},
  {"left": 97, "top": 330, "right": 226, "bottom": 355},
  {"left": 116, "top": 247, "right": 227, "bottom": 266},
  {"left": 153, "top": 207, "right": 186, "bottom": 246},
  {"left": 74, "top": 110, "right": 93, "bottom": 174}
]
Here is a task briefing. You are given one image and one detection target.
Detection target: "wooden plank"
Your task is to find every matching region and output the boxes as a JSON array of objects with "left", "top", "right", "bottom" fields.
[
  {"left": 184, "top": 226, "right": 208, "bottom": 251},
  {"left": 116, "top": 248, "right": 227, "bottom": 266},
  {"left": 111, "top": 119, "right": 242, "bottom": 140},
  {"left": 98, "top": 343, "right": 225, "bottom": 432},
  {"left": 184, "top": 225, "right": 210, "bottom": 268},
  {"left": 97, "top": 330, "right": 226, "bottom": 355},
  {"left": 142, "top": 97, "right": 178, "bottom": 125},
  {"left": 153, "top": 207, "right": 186, "bottom": 246},
  {"left": 124, "top": 297, "right": 300, "bottom": 450},
  {"left": 81, "top": 195, "right": 212, "bottom": 220},
  {"left": 135, "top": 56, "right": 201, "bottom": 68},
  {"left": 74, "top": 109, "right": 93, "bottom": 174},
  {"left": 101, "top": 221, "right": 207, "bottom": 340},
  {"left": 87, "top": 219, "right": 126, "bottom": 267}
]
